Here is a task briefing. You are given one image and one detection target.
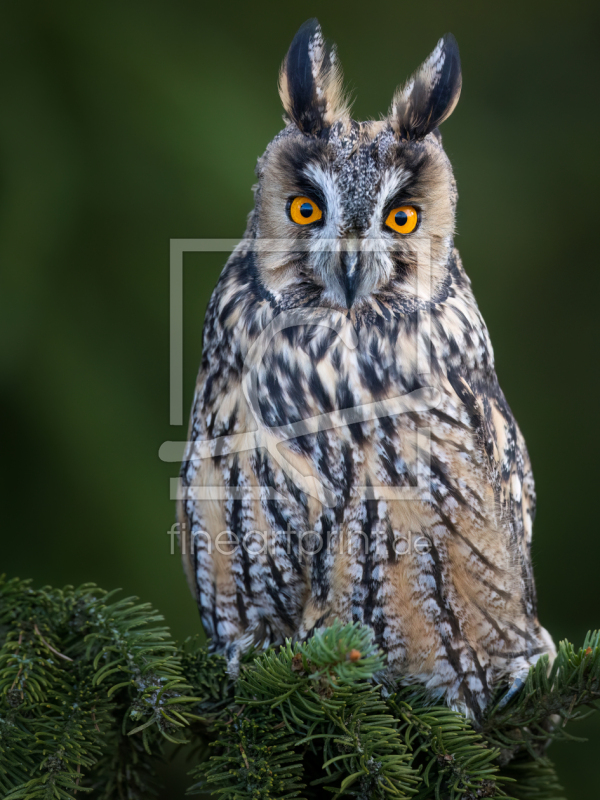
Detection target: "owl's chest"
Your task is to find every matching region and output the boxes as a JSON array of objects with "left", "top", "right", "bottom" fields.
[
  {"left": 253, "top": 322, "right": 425, "bottom": 428},
  {"left": 243, "top": 323, "right": 485, "bottom": 515}
]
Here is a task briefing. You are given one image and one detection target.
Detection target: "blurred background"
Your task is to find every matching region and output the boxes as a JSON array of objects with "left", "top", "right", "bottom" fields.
[{"left": 1, "top": 1, "right": 599, "bottom": 795}]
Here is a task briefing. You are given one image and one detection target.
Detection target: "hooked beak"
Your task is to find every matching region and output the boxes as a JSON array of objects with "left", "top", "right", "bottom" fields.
[{"left": 341, "top": 250, "right": 359, "bottom": 309}]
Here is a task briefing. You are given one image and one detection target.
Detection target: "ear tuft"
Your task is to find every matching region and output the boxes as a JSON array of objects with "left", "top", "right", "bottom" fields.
[
  {"left": 390, "top": 34, "right": 462, "bottom": 141},
  {"left": 279, "top": 19, "right": 350, "bottom": 135}
]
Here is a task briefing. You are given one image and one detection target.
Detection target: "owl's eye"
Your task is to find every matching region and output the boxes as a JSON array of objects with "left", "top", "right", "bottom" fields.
[
  {"left": 288, "top": 196, "right": 323, "bottom": 225},
  {"left": 385, "top": 205, "right": 419, "bottom": 234}
]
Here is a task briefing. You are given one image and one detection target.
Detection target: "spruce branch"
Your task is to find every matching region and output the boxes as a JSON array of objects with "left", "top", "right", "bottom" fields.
[
  {"left": 0, "top": 577, "right": 201, "bottom": 799},
  {"left": 499, "top": 755, "right": 565, "bottom": 800},
  {"left": 484, "top": 632, "right": 600, "bottom": 761},
  {"left": 387, "top": 688, "right": 509, "bottom": 799},
  {"left": 1, "top": 576, "right": 599, "bottom": 799}
]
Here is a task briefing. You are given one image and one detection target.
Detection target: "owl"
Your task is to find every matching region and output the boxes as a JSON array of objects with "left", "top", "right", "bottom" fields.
[{"left": 179, "top": 19, "right": 555, "bottom": 721}]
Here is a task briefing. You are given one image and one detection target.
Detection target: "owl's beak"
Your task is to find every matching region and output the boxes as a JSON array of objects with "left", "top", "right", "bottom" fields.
[{"left": 341, "top": 251, "right": 359, "bottom": 309}]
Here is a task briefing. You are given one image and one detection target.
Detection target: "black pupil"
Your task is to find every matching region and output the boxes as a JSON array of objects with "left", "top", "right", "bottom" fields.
[
  {"left": 394, "top": 210, "right": 408, "bottom": 227},
  {"left": 300, "top": 202, "right": 314, "bottom": 218}
]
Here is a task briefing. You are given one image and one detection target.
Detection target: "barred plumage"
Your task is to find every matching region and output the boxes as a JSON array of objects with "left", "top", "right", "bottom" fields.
[{"left": 179, "top": 19, "right": 554, "bottom": 720}]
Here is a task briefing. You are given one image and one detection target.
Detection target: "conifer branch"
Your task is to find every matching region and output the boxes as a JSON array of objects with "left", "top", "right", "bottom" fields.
[{"left": 0, "top": 576, "right": 596, "bottom": 799}]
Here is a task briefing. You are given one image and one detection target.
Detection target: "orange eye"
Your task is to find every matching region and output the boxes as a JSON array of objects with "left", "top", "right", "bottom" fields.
[
  {"left": 385, "top": 205, "right": 419, "bottom": 234},
  {"left": 288, "top": 196, "right": 323, "bottom": 225}
]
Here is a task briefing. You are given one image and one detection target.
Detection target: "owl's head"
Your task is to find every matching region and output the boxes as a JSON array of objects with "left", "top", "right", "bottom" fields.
[{"left": 251, "top": 19, "right": 462, "bottom": 314}]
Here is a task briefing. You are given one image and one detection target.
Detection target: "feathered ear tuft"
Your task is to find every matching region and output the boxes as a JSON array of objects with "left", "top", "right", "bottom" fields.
[
  {"left": 390, "top": 34, "right": 462, "bottom": 141},
  {"left": 278, "top": 18, "right": 350, "bottom": 135}
]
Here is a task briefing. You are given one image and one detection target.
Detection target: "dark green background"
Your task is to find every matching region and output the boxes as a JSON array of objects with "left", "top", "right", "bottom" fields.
[{"left": 1, "top": 1, "right": 598, "bottom": 796}]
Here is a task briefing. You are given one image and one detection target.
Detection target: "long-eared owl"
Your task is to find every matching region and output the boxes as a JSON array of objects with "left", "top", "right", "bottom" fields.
[{"left": 179, "top": 19, "right": 555, "bottom": 720}]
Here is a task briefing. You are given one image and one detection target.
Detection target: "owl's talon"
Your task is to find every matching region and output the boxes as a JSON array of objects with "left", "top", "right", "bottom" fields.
[{"left": 497, "top": 673, "right": 527, "bottom": 709}]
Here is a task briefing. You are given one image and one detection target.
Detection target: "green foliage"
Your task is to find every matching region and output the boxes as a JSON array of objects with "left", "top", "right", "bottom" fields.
[
  {"left": 1, "top": 577, "right": 599, "bottom": 799},
  {"left": 387, "top": 688, "right": 507, "bottom": 799},
  {"left": 483, "top": 632, "right": 600, "bottom": 760},
  {"left": 500, "top": 757, "right": 565, "bottom": 800},
  {"left": 0, "top": 577, "right": 201, "bottom": 799},
  {"left": 203, "top": 623, "right": 420, "bottom": 799}
]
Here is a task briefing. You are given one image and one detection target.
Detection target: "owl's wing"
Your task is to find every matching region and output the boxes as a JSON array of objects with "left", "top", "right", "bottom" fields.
[
  {"left": 447, "top": 368, "right": 538, "bottom": 618},
  {"left": 177, "top": 247, "right": 313, "bottom": 658}
]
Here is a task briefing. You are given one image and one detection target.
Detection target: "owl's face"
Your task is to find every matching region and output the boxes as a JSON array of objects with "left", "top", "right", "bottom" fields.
[{"left": 251, "top": 21, "right": 462, "bottom": 312}]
